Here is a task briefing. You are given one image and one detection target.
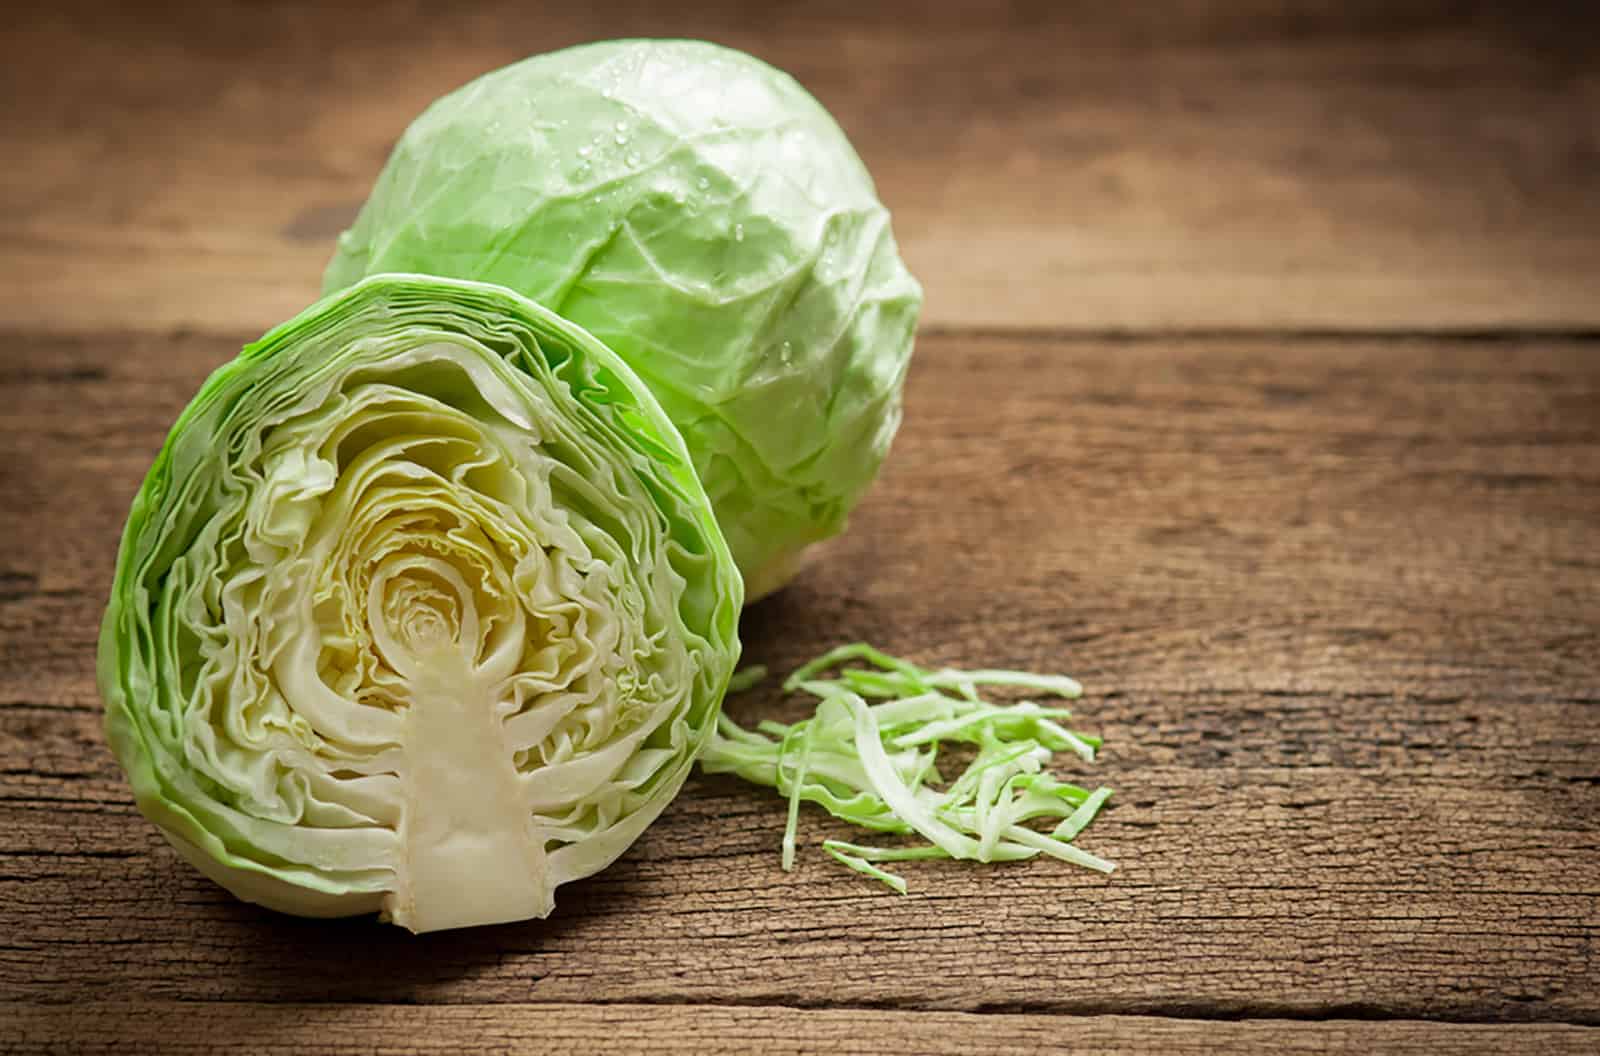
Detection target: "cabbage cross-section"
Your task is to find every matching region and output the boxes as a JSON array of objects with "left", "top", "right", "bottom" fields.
[{"left": 98, "top": 275, "right": 742, "bottom": 931}]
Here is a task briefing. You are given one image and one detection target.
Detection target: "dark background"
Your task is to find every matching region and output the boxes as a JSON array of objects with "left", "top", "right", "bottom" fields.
[{"left": 3, "top": 3, "right": 1598, "bottom": 1053}]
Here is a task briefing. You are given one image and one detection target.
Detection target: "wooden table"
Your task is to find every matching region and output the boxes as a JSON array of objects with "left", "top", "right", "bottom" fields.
[{"left": 4, "top": 3, "right": 1597, "bottom": 1052}]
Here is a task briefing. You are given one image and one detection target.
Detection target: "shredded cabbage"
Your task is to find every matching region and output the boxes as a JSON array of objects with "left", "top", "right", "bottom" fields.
[{"left": 701, "top": 646, "right": 1115, "bottom": 893}]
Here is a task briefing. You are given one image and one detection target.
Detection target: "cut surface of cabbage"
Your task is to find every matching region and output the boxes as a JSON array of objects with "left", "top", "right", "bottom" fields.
[{"left": 98, "top": 274, "right": 741, "bottom": 931}]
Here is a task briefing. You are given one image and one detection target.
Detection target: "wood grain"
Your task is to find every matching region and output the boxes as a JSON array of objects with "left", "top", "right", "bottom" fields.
[
  {"left": 2, "top": 332, "right": 1595, "bottom": 1035},
  {"left": 7, "top": 1004, "right": 1600, "bottom": 1055},
  {"left": 3, "top": 1, "right": 1597, "bottom": 335}
]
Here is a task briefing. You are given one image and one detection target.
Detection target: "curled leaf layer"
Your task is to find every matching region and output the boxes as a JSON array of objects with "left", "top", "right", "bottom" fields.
[{"left": 99, "top": 274, "right": 742, "bottom": 931}]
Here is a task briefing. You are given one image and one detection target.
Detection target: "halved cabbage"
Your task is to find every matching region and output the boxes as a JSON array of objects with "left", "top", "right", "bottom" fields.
[
  {"left": 98, "top": 274, "right": 742, "bottom": 931},
  {"left": 324, "top": 40, "right": 923, "bottom": 600}
]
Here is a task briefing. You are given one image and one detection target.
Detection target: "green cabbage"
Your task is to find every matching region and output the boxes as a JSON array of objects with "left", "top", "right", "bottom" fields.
[
  {"left": 98, "top": 274, "right": 742, "bottom": 932},
  {"left": 324, "top": 40, "right": 922, "bottom": 600},
  {"left": 703, "top": 646, "right": 1116, "bottom": 894}
]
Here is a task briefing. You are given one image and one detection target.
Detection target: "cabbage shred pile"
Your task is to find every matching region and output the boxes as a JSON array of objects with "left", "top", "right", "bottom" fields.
[{"left": 703, "top": 645, "right": 1115, "bottom": 893}]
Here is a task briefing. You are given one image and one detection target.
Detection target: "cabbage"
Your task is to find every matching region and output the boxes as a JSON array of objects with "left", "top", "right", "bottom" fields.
[
  {"left": 703, "top": 646, "right": 1115, "bottom": 893},
  {"left": 98, "top": 274, "right": 742, "bottom": 932},
  {"left": 324, "top": 40, "right": 923, "bottom": 600}
]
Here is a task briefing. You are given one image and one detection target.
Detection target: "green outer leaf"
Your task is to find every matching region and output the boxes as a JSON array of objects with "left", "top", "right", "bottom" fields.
[
  {"left": 98, "top": 274, "right": 742, "bottom": 925},
  {"left": 323, "top": 39, "right": 923, "bottom": 600}
]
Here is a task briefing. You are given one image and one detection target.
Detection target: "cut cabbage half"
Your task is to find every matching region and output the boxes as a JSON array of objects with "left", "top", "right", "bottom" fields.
[{"left": 98, "top": 274, "right": 742, "bottom": 931}]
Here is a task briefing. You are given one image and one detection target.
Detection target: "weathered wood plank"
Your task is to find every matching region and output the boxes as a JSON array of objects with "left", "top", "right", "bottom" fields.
[
  {"left": 1, "top": 331, "right": 1595, "bottom": 1020},
  {"left": 1, "top": 768, "right": 1596, "bottom": 1017},
  {"left": 3, "top": 2, "right": 1596, "bottom": 334},
  {"left": 7, "top": 1003, "right": 1600, "bottom": 1055}
]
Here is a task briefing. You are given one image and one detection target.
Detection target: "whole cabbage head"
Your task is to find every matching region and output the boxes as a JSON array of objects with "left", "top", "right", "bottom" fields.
[
  {"left": 324, "top": 39, "right": 923, "bottom": 601},
  {"left": 98, "top": 274, "right": 742, "bottom": 932}
]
